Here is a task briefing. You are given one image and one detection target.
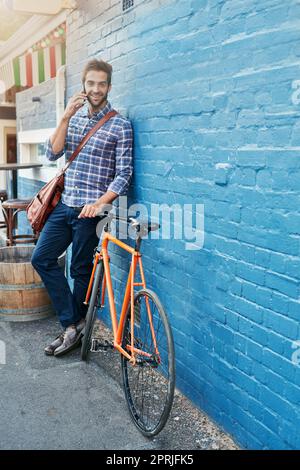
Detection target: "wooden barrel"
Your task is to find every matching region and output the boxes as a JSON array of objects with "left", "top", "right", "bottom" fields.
[{"left": 0, "top": 245, "right": 65, "bottom": 322}]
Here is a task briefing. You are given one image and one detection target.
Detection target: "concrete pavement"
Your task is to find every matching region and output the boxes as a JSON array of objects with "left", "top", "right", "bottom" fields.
[
  {"left": 0, "top": 317, "right": 155, "bottom": 450},
  {"left": 0, "top": 315, "right": 238, "bottom": 450}
]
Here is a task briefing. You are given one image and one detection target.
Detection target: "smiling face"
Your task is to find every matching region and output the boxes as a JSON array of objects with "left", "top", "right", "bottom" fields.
[{"left": 84, "top": 70, "right": 112, "bottom": 112}]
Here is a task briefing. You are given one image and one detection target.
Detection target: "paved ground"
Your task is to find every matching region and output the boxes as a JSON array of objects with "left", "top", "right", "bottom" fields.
[{"left": 0, "top": 316, "right": 239, "bottom": 450}]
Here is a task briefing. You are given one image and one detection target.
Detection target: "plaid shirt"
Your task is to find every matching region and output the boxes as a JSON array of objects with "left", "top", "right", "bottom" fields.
[{"left": 45, "top": 102, "right": 133, "bottom": 207}]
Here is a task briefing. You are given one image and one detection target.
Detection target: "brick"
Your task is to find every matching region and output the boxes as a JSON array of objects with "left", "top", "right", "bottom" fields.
[
  {"left": 289, "top": 299, "right": 300, "bottom": 322},
  {"left": 237, "top": 112, "right": 266, "bottom": 131},
  {"left": 288, "top": 171, "right": 300, "bottom": 191},
  {"left": 259, "top": 385, "right": 298, "bottom": 424},
  {"left": 264, "top": 309, "right": 299, "bottom": 340},
  {"left": 265, "top": 272, "right": 299, "bottom": 299},
  {"left": 262, "top": 349, "right": 295, "bottom": 382},
  {"left": 233, "top": 168, "right": 256, "bottom": 186},
  {"left": 271, "top": 291, "right": 289, "bottom": 315},
  {"left": 266, "top": 151, "right": 300, "bottom": 170},
  {"left": 236, "top": 261, "right": 265, "bottom": 287},
  {"left": 269, "top": 253, "right": 286, "bottom": 275},
  {"left": 248, "top": 396, "right": 264, "bottom": 423},
  {"left": 239, "top": 244, "right": 256, "bottom": 264},
  {"left": 235, "top": 296, "right": 263, "bottom": 324},
  {"left": 255, "top": 286, "right": 272, "bottom": 309},
  {"left": 239, "top": 316, "right": 268, "bottom": 345},
  {"left": 237, "top": 352, "right": 253, "bottom": 375},
  {"left": 253, "top": 363, "right": 268, "bottom": 386},
  {"left": 231, "top": 367, "right": 259, "bottom": 398},
  {"left": 228, "top": 384, "right": 249, "bottom": 409},
  {"left": 255, "top": 249, "right": 271, "bottom": 269},
  {"left": 242, "top": 281, "right": 257, "bottom": 303},
  {"left": 247, "top": 338, "right": 263, "bottom": 363}
]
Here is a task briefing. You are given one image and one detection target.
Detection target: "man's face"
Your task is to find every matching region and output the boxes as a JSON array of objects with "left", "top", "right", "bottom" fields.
[{"left": 84, "top": 70, "right": 111, "bottom": 110}]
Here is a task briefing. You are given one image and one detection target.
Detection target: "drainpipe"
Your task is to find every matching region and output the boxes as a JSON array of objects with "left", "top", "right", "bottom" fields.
[
  {"left": 55, "top": 64, "right": 69, "bottom": 276},
  {"left": 56, "top": 65, "right": 66, "bottom": 171}
]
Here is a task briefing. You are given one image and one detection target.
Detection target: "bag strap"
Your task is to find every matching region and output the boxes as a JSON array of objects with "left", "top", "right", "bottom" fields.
[{"left": 61, "top": 109, "right": 118, "bottom": 173}]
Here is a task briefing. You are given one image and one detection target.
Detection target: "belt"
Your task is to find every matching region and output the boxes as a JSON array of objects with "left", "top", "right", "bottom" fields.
[
  {"left": 68, "top": 205, "right": 104, "bottom": 217},
  {"left": 69, "top": 205, "right": 85, "bottom": 212}
]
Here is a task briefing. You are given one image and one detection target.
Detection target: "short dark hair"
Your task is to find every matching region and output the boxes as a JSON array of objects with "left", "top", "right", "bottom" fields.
[{"left": 82, "top": 59, "right": 113, "bottom": 86}]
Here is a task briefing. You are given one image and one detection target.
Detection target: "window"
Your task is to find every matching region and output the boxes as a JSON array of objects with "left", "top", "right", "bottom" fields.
[
  {"left": 123, "top": 0, "right": 134, "bottom": 11},
  {"left": 18, "top": 128, "right": 62, "bottom": 182},
  {"left": 29, "top": 142, "right": 56, "bottom": 167},
  {"left": 18, "top": 128, "right": 57, "bottom": 167}
]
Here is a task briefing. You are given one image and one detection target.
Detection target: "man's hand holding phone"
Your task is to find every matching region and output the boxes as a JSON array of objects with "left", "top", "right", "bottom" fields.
[{"left": 62, "top": 91, "right": 87, "bottom": 120}]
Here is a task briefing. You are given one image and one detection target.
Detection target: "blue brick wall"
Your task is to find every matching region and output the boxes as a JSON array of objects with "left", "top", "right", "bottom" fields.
[
  {"left": 18, "top": 0, "right": 300, "bottom": 449},
  {"left": 63, "top": 0, "right": 300, "bottom": 449}
]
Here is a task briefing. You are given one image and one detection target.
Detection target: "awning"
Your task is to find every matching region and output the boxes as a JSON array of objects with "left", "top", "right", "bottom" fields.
[{"left": 0, "top": 22, "right": 66, "bottom": 91}]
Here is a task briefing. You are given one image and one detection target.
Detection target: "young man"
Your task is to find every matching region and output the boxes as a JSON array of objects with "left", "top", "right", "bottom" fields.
[{"left": 31, "top": 59, "right": 133, "bottom": 357}]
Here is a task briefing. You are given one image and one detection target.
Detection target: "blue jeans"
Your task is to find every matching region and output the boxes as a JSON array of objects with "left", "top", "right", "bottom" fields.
[{"left": 31, "top": 200, "right": 100, "bottom": 328}]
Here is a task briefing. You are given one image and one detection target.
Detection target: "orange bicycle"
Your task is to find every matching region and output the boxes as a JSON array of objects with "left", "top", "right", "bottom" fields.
[{"left": 81, "top": 215, "right": 175, "bottom": 437}]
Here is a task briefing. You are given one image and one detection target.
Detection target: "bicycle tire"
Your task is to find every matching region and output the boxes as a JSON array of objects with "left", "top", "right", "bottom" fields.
[
  {"left": 121, "top": 288, "right": 175, "bottom": 437},
  {"left": 81, "top": 259, "right": 104, "bottom": 361}
]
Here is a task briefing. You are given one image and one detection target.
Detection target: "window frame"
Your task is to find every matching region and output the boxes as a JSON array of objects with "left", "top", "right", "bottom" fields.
[{"left": 18, "top": 128, "right": 63, "bottom": 182}]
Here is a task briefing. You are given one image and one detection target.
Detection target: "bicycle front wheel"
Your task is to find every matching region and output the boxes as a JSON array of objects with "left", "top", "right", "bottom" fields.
[
  {"left": 81, "top": 259, "right": 104, "bottom": 361},
  {"left": 121, "top": 288, "right": 175, "bottom": 437}
]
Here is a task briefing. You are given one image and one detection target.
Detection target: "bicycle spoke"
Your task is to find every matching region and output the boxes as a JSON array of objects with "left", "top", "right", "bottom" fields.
[{"left": 121, "top": 289, "right": 175, "bottom": 436}]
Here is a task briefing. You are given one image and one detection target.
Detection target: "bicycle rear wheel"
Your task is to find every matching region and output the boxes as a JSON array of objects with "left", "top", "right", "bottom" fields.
[
  {"left": 121, "top": 288, "right": 175, "bottom": 437},
  {"left": 81, "top": 259, "right": 104, "bottom": 361}
]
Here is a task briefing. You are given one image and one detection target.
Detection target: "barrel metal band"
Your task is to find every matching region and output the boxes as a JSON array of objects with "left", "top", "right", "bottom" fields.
[
  {"left": 0, "top": 282, "right": 45, "bottom": 290},
  {"left": 0, "top": 305, "right": 52, "bottom": 314}
]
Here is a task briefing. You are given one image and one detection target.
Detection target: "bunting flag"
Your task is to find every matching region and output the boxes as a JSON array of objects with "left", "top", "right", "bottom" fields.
[
  {"left": 19, "top": 55, "right": 27, "bottom": 86},
  {"left": 25, "top": 53, "right": 33, "bottom": 87},
  {"left": 32, "top": 50, "right": 39, "bottom": 86},
  {"left": 0, "top": 21, "right": 66, "bottom": 93},
  {"left": 43, "top": 47, "right": 51, "bottom": 82},
  {"left": 50, "top": 45, "right": 56, "bottom": 78},
  {"left": 38, "top": 49, "right": 45, "bottom": 83},
  {"left": 11, "top": 42, "right": 66, "bottom": 89},
  {"left": 0, "top": 61, "right": 14, "bottom": 91},
  {"left": 0, "top": 22, "right": 66, "bottom": 92}
]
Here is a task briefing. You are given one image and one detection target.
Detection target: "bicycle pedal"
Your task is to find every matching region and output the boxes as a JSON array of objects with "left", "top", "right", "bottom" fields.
[{"left": 90, "top": 338, "right": 114, "bottom": 352}]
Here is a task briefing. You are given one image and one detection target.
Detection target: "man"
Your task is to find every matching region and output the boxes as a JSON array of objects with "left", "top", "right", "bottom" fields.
[{"left": 31, "top": 59, "right": 133, "bottom": 357}]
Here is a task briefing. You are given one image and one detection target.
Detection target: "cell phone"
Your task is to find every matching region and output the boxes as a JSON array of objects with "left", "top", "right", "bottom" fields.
[{"left": 81, "top": 88, "right": 87, "bottom": 103}]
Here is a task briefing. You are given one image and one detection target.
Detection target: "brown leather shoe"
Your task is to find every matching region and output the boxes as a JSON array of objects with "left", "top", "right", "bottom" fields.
[
  {"left": 44, "top": 333, "right": 64, "bottom": 356},
  {"left": 54, "top": 325, "right": 81, "bottom": 357},
  {"left": 76, "top": 318, "right": 85, "bottom": 336}
]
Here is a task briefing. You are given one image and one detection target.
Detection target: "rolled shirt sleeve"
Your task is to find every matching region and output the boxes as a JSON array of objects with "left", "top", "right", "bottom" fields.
[
  {"left": 45, "top": 138, "right": 66, "bottom": 161},
  {"left": 107, "top": 120, "right": 133, "bottom": 195}
]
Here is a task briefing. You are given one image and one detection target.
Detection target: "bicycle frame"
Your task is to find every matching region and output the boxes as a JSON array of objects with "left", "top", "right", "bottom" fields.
[{"left": 84, "top": 231, "right": 159, "bottom": 365}]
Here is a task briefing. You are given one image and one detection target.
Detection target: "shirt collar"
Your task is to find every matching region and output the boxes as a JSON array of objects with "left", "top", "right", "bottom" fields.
[{"left": 78, "top": 101, "right": 112, "bottom": 119}]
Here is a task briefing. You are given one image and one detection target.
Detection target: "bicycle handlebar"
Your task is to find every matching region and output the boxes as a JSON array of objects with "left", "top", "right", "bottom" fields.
[
  {"left": 97, "top": 210, "right": 160, "bottom": 236},
  {"left": 97, "top": 211, "right": 139, "bottom": 225}
]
